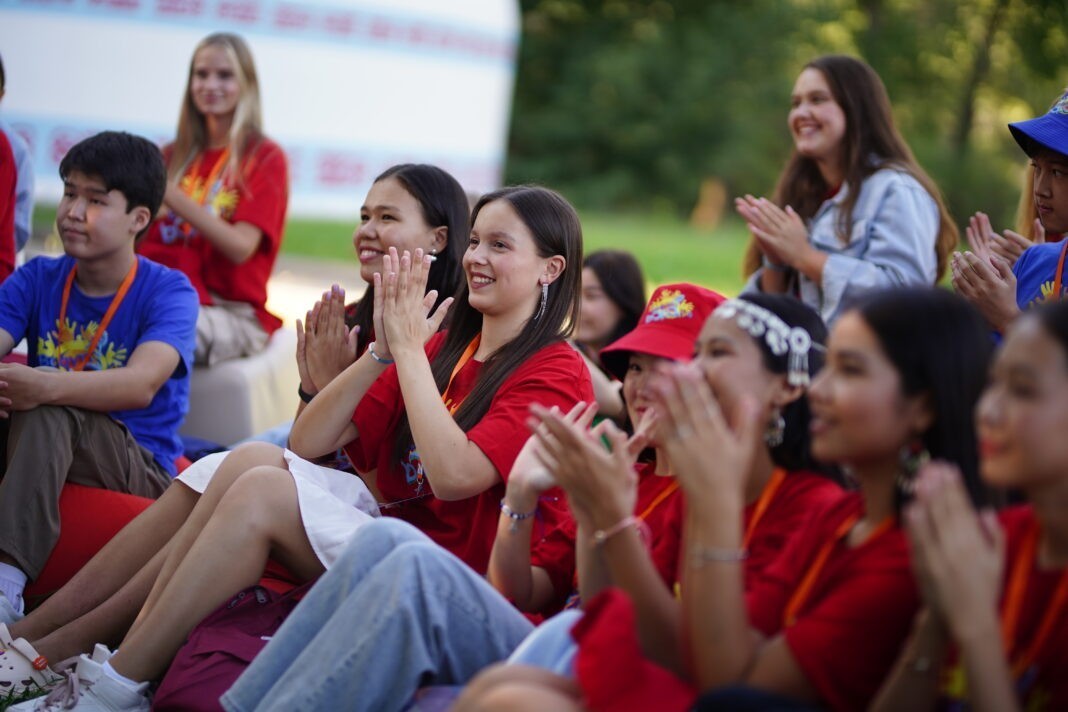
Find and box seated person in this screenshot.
[0,131,197,618]
[0,52,33,255]
[954,90,1068,332]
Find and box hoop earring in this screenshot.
[764,409,785,447]
[536,282,548,320]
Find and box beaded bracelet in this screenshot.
[368,341,395,365]
[689,545,749,567]
[499,499,538,533]
[591,515,645,547]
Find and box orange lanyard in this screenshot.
[57,259,139,372]
[782,511,892,627]
[638,478,679,521]
[743,468,787,548]
[1053,239,1068,299]
[1000,519,1068,678]
[442,334,481,414]
[184,147,231,206]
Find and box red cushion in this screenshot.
[24,484,153,607]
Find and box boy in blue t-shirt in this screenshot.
[0,131,197,617]
[953,91,1068,332]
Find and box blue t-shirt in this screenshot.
[0,255,197,475]
[1013,241,1068,311]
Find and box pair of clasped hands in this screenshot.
[952,213,1045,333]
[296,247,452,396]
[506,362,766,535]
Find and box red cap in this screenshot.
[599,283,726,381]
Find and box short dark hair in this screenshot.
[854,287,992,508]
[58,131,167,234]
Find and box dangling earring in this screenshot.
[535,281,548,320]
[764,409,785,447]
[896,440,930,497]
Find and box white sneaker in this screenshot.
[8,646,149,711]
[0,591,25,625]
[0,623,60,694]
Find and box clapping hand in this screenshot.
[950,250,1018,333]
[650,362,763,509]
[374,247,454,360]
[904,463,1004,640]
[735,195,812,270]
[296,285,359,394]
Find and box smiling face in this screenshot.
[576,267,625,350]
[354,177,444,284]
[976,315,1068,490]
[463,199,555,321]
[808,311,930,471]
[692,314,786,427]
[190,44,241,121]
[789,67,847,170]
[57,170,148,267]
[1031,148,1068,235]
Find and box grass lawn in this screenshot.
[34,206,752,296]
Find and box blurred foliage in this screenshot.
[506,0,1068,229]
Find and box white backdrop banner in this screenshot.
[0,0,518,217]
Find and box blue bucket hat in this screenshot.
[1009,91,1068,159]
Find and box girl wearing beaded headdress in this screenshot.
[454,293,844,711]
[653,287,990,712]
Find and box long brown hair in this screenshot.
[392,186,584,465]
[744,56,957,279]
[169,33,263,186]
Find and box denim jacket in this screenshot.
[743,167,939,325]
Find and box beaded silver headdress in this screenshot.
[713,299,818,387]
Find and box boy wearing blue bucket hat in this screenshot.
[953,91,1068,332]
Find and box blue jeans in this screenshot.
[220,518,534,712]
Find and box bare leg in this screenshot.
[17,443,287,663]
[126,442,287,639]
[10,483,197,644]
[110,466,324,682]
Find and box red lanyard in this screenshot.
[1000,519,1068,679]
[782,511,892,627]
[743,468,787,548]
[57,260,139,372]
[442,335,481,414]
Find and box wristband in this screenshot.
[297,384,316,403]
[368,341,395,365]
[689,545,748,567]
[762,257,789,272]
[591,515,648,547]
[500,499,538,533]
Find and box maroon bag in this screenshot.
[152,583,312,712]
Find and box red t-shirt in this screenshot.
[0,131,16,284]
[345,332,594,573]
[139,138,288,334]
[570,470,844,712]
[939,505,1068,710]
[746,492,918,712]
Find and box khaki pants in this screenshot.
[0,406,171,579]
[195,298,269,367]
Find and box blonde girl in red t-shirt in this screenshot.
[139,32,289,365]
[873,298,1068,712]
